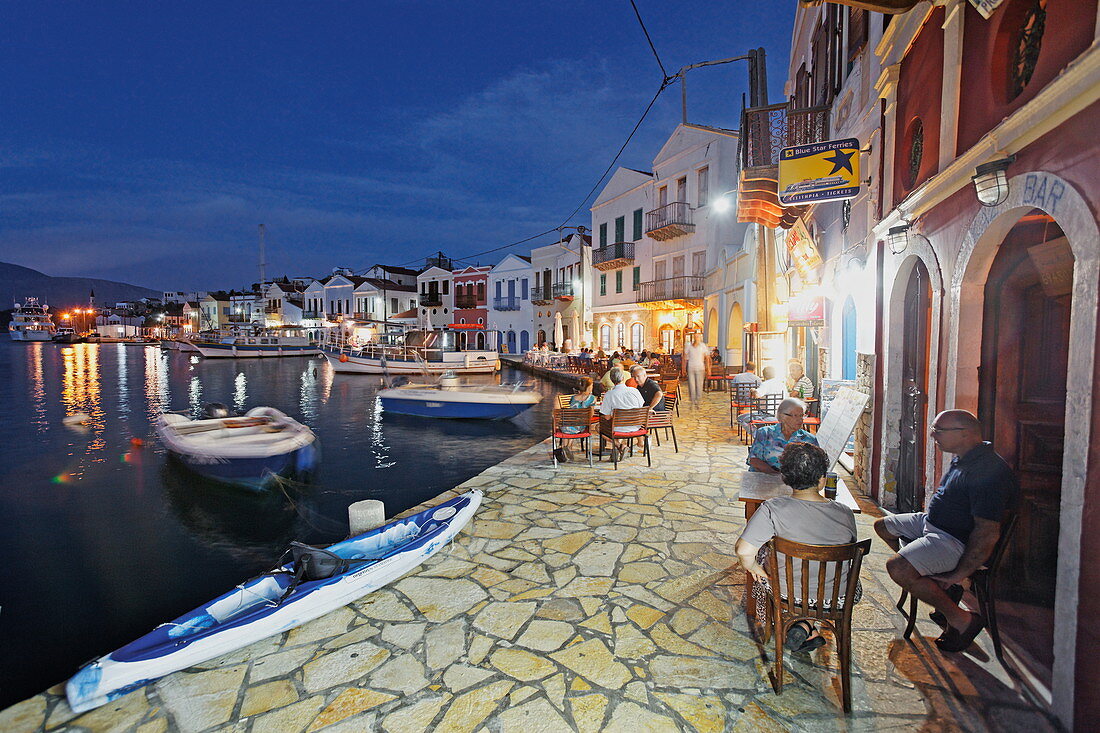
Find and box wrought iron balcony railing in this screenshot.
[638,275,705,303]
[454,296,480,309]
[419,293,443,306]
[493,296,520,311]
[353,312,372,321]
[593,242,635,271]
[530,287,552,304]
[552,282,574,299]
[264,305,281,314]
[741,103,831,169]
[645,201,694,241]
[302,310,322,319]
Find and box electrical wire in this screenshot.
[629,0,669,81]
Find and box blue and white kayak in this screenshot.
[155,407,319,489]
[66,490,482,713]
[378,376,542,420]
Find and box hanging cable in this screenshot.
[629,0,670,82]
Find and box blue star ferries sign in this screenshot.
[778,137,861,205]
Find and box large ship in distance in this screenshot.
[8,298,57,341]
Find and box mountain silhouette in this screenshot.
[0,261,159,313]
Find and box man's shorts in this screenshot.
[881,512,966,577]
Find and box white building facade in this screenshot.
[487,254,533,354]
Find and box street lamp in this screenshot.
[887,225,911,255]
[972,155,1016,207]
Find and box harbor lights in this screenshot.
[972,155,1015,207]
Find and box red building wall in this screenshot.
[957,0,1099,154]
[893,7,945,208]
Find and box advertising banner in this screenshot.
[778,137,860,205]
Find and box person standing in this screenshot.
[683,332,710,407]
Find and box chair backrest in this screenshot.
[754,393,783,416]
[766,537,872,622]
[982,511,1019,573]
[553,407,593,431]
[663,379,680,395]
[733,382,755,403]
[660,394,677,414]
[555,394,572,409]
[610,407,650,430]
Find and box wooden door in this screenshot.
[897,261,930,513]
[980,218,1069,617]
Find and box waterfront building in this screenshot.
[416,265,454,328]
[300,279,327,332]
[199,292,231,331]
[529,232,591,350]
[182,301,200,333]
[362,264,420,288]
[228,291,263,326]
[452,266,491,344]
[263,280,308,329]
[352,277,417,324]
[487,254,533,353]
[750,2,1100,725]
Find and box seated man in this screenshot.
[599,366,644,458]
[631,365,664,412]
[731,361,762,390]
[873,410,1018,652]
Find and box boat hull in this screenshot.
[379,395,537,419]
[167,442,319,489]
[8,329,52,341]
[66,491,482,713]
[321,348,498,374]
[194,343,321,358]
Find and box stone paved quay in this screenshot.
[3,392,1058,732]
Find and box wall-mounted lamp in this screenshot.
[972,155,1016,207]
[887,224,911,255]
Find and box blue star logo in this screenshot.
[823,148,855,176]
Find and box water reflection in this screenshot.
[370,397,393,469]
[144,348,170,419]
[233,372,248,413]
[299,365,319,421]
[117,344,129,416]
[61,344,105,450]
[28,343,46,431]
[161,460,297,562]
[188,376,203,415]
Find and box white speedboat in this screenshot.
[378,373,541,419]
[66,490,482,713]
[155,405,319,488]
[8,298,56,341]
[322,327,499,374]
[193,328,320,358]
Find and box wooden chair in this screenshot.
[747,393,783,438]
[730,382,756,435]
[662,379,681,417]
[646,395,678,452]
[597,407,651,469]
[895,513,1018,663]
[555,394,572,409]
[762,537,872,713]
[551,407,594,467]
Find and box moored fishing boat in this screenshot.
[155,405,318,488]
[322,325,499,374]
[379,373,541,419]
[193,327,320,358]
[66,490,483,713]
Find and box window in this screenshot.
[676,177,687,203]
[442,280,449,295]
[632,266,641,291]
[632,208,643,240]
[477,282,484,301]
[631,322,645,351]
[521,278,528,299]
[600,274,606,296]
[614,216,625,243]
[615,270,623,294]
[697,167,709,206]
[672,256,684,278]
[600,325,611,350]
[655,261,667,281]
[391,297,398,312]
[692,251,706,276]
[599,223,608,247]
[495,281,502,298]
[616,323,625,349]
[658,185,667,207]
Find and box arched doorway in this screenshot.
[727,302,744,368]
[841,296,857,380]
[897,260,931,514]
[536,329,546,347]
[979,211,1071,687]
[659,325,675,354]
[520,330,530,352]
[506,330,516,353]
[706,307,718,346]
[630,322,645,351]
[599,325,611,351]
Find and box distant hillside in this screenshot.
[0,261,160,311]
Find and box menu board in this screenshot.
[816,386,870,467]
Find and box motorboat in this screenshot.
[155,405,319,488]
[193,327,320,358]
[378,372,541,419]
[66,490,482,713]
[322,326,499,374]
[52,327,83,344]
[8,298,56,341]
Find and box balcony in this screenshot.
[738,102,830,229]
[353,312,373,321]
[227,314,253,323]
[645,201,695,241]
[419,293,443,307]
[302,310,321,320]
[264,305,281,314]
[552,282,574,300]
[530,287,552,305]
[637,275,705,306]
[593,241,635,271]
[454,296,480,309]
[493,296,520,311]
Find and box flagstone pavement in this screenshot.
[2,391,1060,732]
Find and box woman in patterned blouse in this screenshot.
[746,397,818,473]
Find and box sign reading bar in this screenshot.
[778,137,861,205]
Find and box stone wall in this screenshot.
[852,351,875,496]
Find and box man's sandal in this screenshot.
[935,612,986,653]
[785,621,826,653]
[929,584,965,628]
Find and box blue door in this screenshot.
[520,330,530,352]
[842,297,857,380]
[507,330,516,353]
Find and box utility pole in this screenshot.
[674,47,767,124]
[258,224,267,290]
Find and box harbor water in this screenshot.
[0,340,561,708]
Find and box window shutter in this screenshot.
[633,208,643,240]
[847,8,868,61]
[600,274,607,296]
[615,271,623,294]
[615,216,625,243]
[599,223,608,247]
[632,267,640,291]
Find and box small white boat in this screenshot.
[66,490,483,713]
[322,327,499,374]
[193,328,320,358]
[155,406,318,488]
[8,298,56,341]
[378,373,542,419]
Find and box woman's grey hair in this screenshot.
[779,442,829,491]
[609,367,626,384]
[777,397,807,417]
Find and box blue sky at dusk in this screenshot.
[0,2,795,291]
